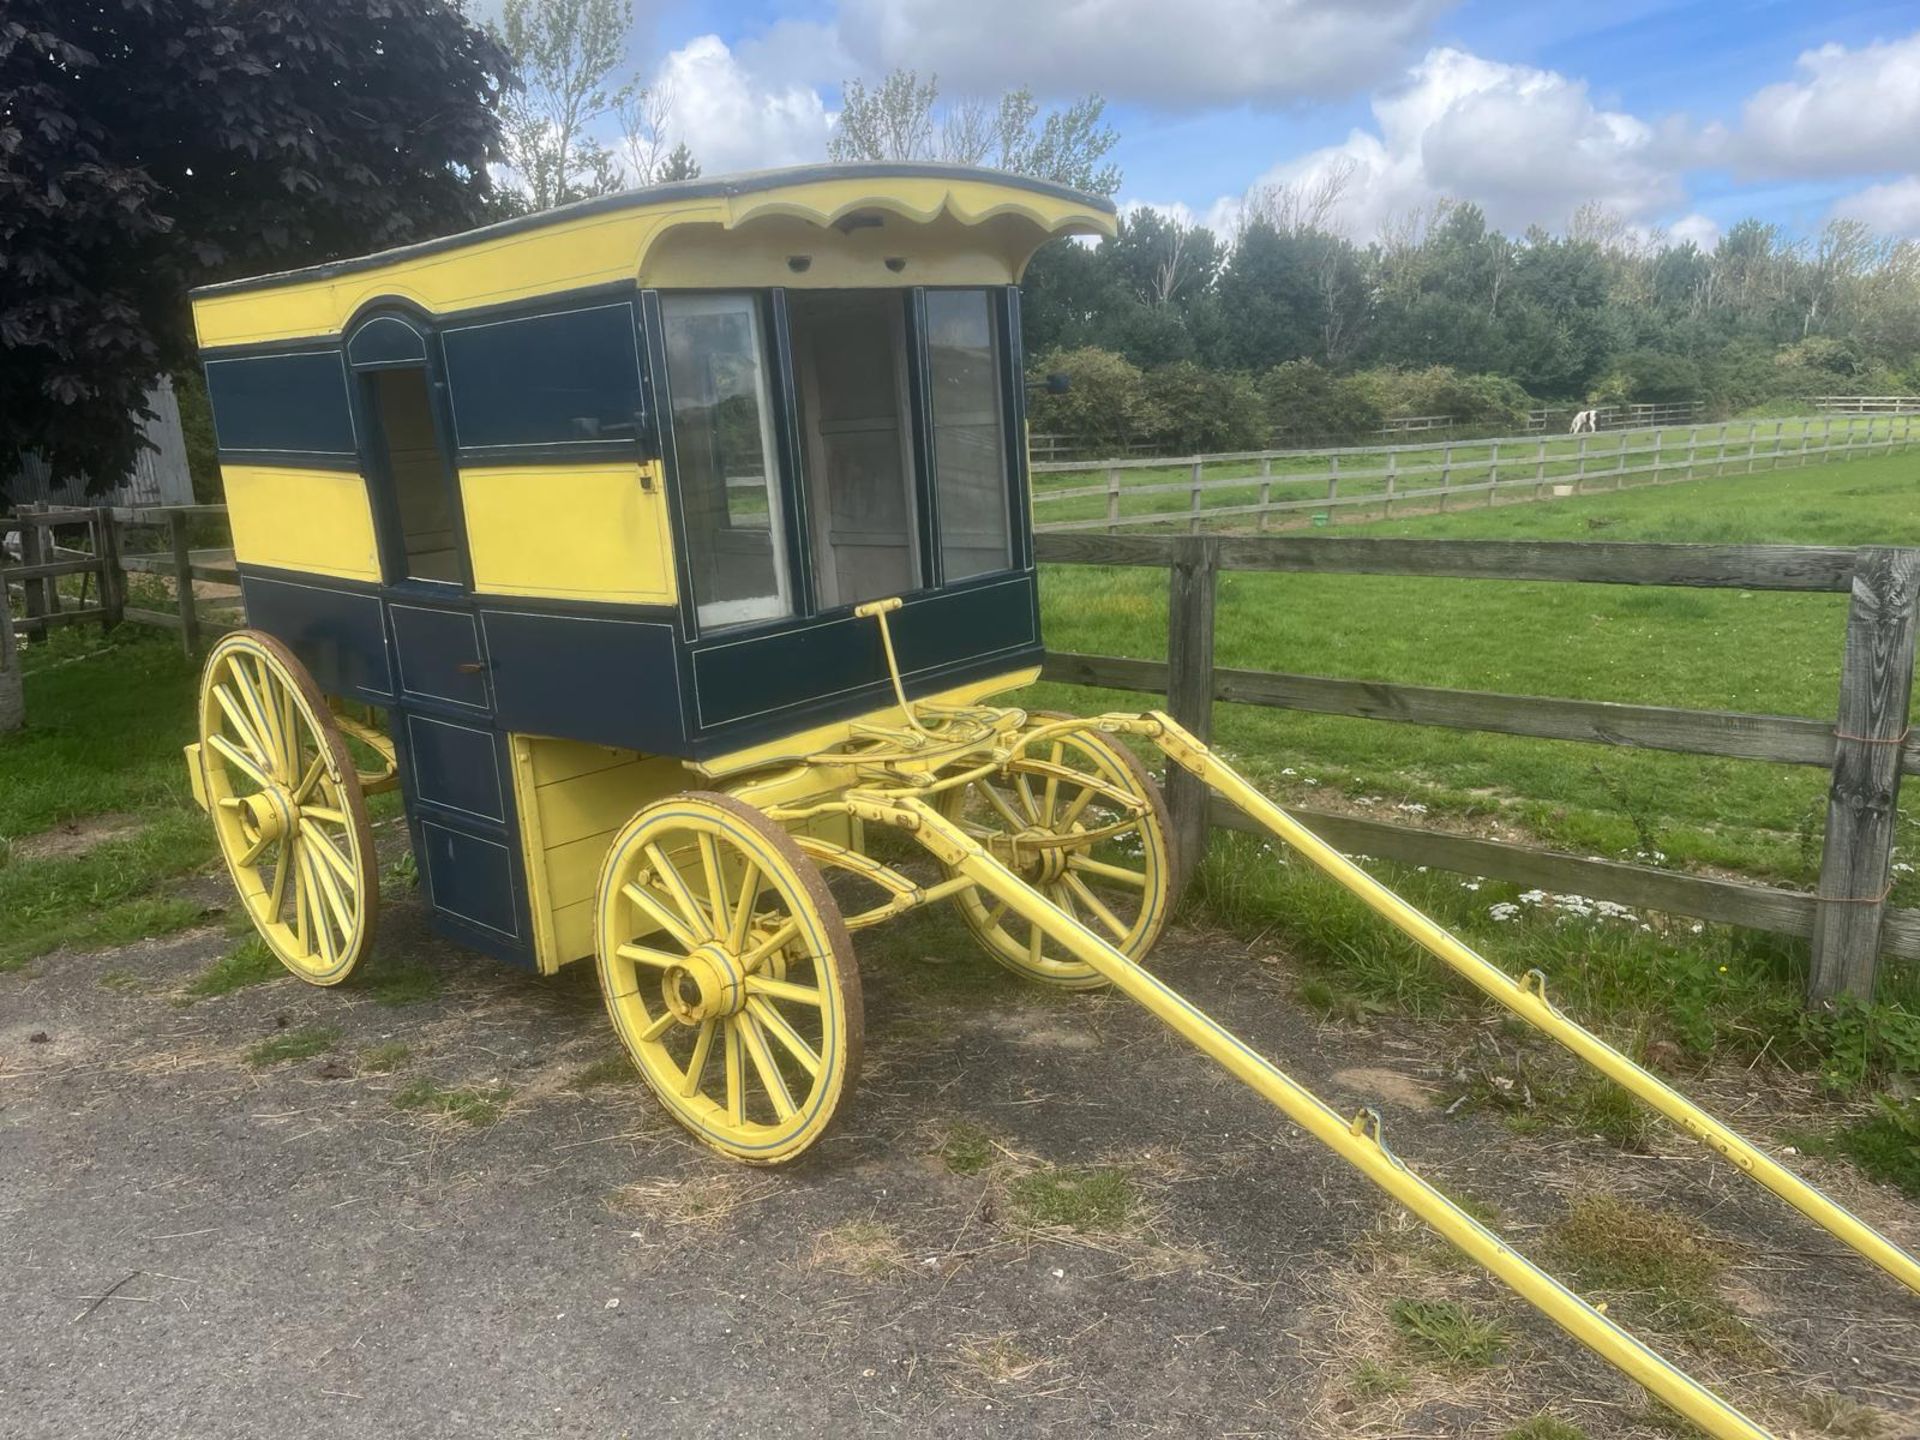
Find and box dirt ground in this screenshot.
[4,862,1919,1439]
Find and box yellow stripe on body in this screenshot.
[461,462,675,606]
[222,465,381,583]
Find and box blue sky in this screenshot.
[588,0,1920,243]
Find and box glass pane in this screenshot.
[442,302,643,452]
[788,290,919,609]
[926,290,1011,581]
[661,294,790,628]
[368,367,460,583]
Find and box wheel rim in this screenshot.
[940,728,1173,988]
[596,795,860,1164]
[199,633,376,985]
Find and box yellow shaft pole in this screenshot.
[883,796,1774,1440]
[1127,710,1920,1299]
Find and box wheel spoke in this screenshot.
[646,842,716,939]
[696,834,725,930]
[1056,782,1101,830]
[639,1008,677,1043]
[266,843,291,922]
[975,779,1027,833]
[746,995,821,1077]
[622,880,702,951]
[728,861,762,953]
[745,973,824,1007]
[239,830,275,868]
[739,918,799,972]
[1042,741,1063,823]
[292,755,327,804]
[738,1013,797,1119]
[1068,854,1148,889]
[680,1017,718,1097]
[307,837,355,940]
[300,846,338,965]
[1013,771,1042,824]
[1027,919,1044,966]
[1066,872,1130,941]
[292,842,311,954]
[212,684,271,767]
[207,732,275,792]
[302,804,347,825]
[724,1020,745,1126]
[232,659,287,780]
[300,818,356,886]
[615,942,685,970]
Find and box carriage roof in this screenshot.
[190,164,1116,348]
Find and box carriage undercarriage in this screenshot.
[187,604,1918,1440]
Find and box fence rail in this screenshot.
[3,503,240,656]
[1813,395,1920,415]
[1033,530,1920,1004]
[1031,413,1918,534]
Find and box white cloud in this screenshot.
[1666,213,1721,251]
[833,0,1451,107]
[1833,177,1920,240]
[652,35,834,176]
[1730,31,1920,176]
[1229,48,1684,239]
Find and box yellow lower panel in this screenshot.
[508,735,690,972]
[461,463,675,605]
[223,465,382,582]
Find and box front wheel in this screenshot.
[594,793,863,1165]
[937,719,1177,988]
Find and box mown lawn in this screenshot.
[1028,447,1920,890]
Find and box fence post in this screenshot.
[1532,438,1545,500]
[1809,547,1920,1003]
[1685,425,1698,482]
[168,510,199,656]
[1487,440,1499,505]
[17,509,49,625]
[1770,418,1784,470]
[1716,422,1729,475]
[1650,428,1663,483]
[1439,443,1453,510]
[1105,467,1121,534]
[95,507,123,632]
[1614,430,1627,489]
[1256,462,1273,532]
[1188,460,1203,535]
[1383,452,1396,517]
[1326,453,1340,517]
[1165,535,1219,886]
[1821,416,1833,463]
[1745,421,1758,473]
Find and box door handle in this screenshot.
[455,661,487,675]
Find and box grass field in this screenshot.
[1025,444,1920,1117]
[1030,413,1914,530]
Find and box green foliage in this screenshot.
[2,0,510,492]
[1260,360,1382,443]
[1027,347,1164,451]
[493,0,638,210]
[1348,365,1534,430]
[358,1042,413,1074]
[1140,362,1266,453]
[1504,1417,1589,1440]
[1387,1298,1509,1370]
[392,1077,510,1125]
[1803,1096,1920,1198]
[938,1122,995,1175]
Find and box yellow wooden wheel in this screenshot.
[938,719,1176,988]
[197,631,378,985]
[595,793,863,1165]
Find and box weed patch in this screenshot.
[1007,1165,1136,1232]
[1387,1297,1509,1371]
[392,1077,509,1125]
[566,1056,639,1091]
[186,935,284,998]
[1503,1417,1589,1440]
[808,1220,910,1279]
[246,1025,339,1067]
[937,1121,995,1175]
[363,959,441,1007]
[1540,1197,1761,1357]
[358,1042,411,1074]
[1802,1096,1920,1198]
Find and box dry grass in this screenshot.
[615,1171,781,1229]
[807,1219,912,1280]
[947,1331,1054,1386]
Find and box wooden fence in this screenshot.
[1814,395,1920,415]
[1032,413,1919,535]
[2,504,240,657]
[1034,530,1920,1005]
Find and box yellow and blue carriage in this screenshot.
[185,164,1914,1437]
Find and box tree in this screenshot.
[1,0,510,493]
[657,142,702,183]
[496,0,637,208]
[829,70,1120,196]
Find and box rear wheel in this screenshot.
[595,793,862,1165]
[197,631,378,985]
[937,719,1176,988]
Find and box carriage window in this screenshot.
[661,294,791,628]
[367,368,461,583]
[926,290,1012,581]
[788,290,919,609]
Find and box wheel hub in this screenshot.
[237,786,298,849]
[661,942,746,1024]
[1011,827,1071,885]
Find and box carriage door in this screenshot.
[347,313,531,965]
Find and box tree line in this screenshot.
[1020,187,1920,450]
